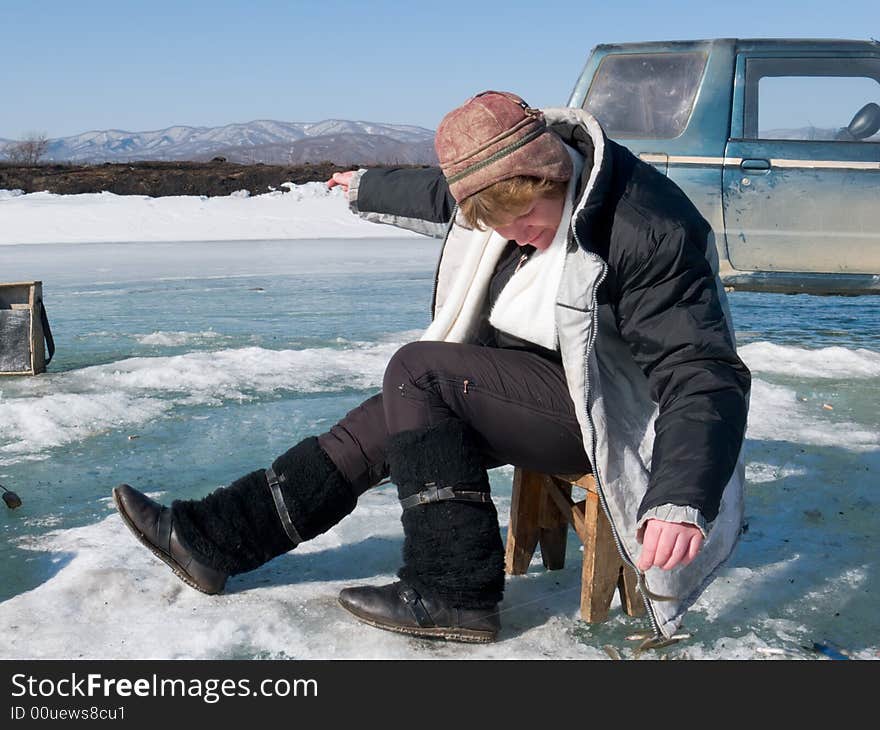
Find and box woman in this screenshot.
[114,91,750,644]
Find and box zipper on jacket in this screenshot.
[572,229,663,641]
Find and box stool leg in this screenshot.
[504,468,543,575]
[618,565,646,617]
[538,478,570,570]
[579,490,624,622]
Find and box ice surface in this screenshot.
[0,198,876,660]
[745,380,878,451]
[3,492,620,660]
[0,341,402,460]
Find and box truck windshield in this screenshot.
[584,51,707,139]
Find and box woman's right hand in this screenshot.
[326,171,355,194]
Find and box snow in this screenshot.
[0,183,424,245]
[1,338,876,660]
[4,490,620,660]
[739,341,880,379]
[746,379,878,451]
[0,340,405,462]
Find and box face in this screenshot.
[492,194,566,250]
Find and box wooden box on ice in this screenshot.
[0,281,49,376]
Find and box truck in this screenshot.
[567,38,880,295]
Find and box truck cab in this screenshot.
[568,38,880,294]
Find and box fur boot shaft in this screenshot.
[172,437,356,575]
[271,437,358,540]
[388,420,505,609]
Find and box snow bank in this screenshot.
[0,183,423,245]
[0,338,407,463]
[739,341,880,379]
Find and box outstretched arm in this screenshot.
[328,167,455,237]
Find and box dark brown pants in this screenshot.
[317,341,590,495]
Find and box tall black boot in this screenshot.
[113,437,357,594]
[338,420,505,643]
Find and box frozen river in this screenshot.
[1,238,877,660]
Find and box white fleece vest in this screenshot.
[421,146,583,347]
[488,147,584,350]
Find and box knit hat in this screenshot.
[434,90,573,202]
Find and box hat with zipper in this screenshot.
[434,90,573,202]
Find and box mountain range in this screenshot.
[0,119,438,165]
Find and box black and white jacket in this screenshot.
[349,108,751,639]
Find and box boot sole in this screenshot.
[337,597,497,644]
[112,487,223,595]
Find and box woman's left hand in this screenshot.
[636,518,703,571]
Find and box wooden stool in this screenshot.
[504,468,645,622]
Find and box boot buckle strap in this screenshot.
[399,485,491,510]
[397,584,434,627]
[266,467,303,547]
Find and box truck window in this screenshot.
[744,57,880,142]
[583,52,707,139]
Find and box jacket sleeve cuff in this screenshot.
[636,504,710,539]
[346,168,445,236]
[346,168,368,215]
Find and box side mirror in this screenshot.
[846,102,880,140]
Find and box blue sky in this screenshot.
[1,0,876,139]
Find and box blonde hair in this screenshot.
[459,176,568,230]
